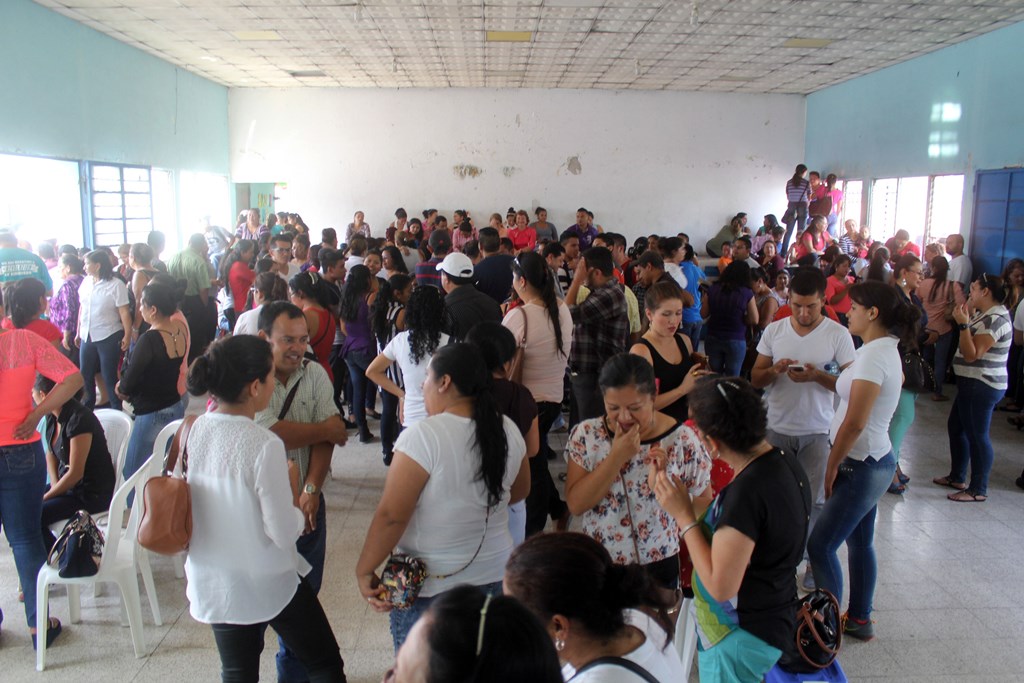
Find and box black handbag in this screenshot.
[902,350,935,394]
[48,510,105,578]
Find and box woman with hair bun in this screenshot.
[505,531,684,681]
[386,584,562,683]
[289,270,337,380]
[807,281,919,642]
[653,377,809,680]
[184,336,345,681]
[565,353,711,591]
[934,273,1012,502]
[356,343,529,651]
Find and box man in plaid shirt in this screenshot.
[566,246,629,423]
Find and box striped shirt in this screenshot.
[953,305,1012,390]
[785,178,810,204]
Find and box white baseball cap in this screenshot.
[436,252,474,279]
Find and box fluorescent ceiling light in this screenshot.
[233,30,282,41]
[486,31,532,42]
[290,70,328,78]
[782,38,833,48]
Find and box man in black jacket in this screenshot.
[438,252,502,342]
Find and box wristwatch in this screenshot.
[303,483,319,495]
[956,323,968,331]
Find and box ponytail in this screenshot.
[430,344,508,508]
[790,163,808,187]
[848,281,922,348]
[511,251,565,356]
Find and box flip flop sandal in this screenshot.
[897,472,911,485]
[887,482,907,495]
[932,475,967,490]
[948,490,987,503]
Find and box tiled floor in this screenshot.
[2,391,1023,681]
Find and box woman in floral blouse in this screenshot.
[565,352,712,589]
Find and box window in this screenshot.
[839,180,863,229]
[0,153,84,247]
[179,171,230,251]
[868,174,964,249]
[89,163,154,247]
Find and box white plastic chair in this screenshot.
[36,454,158,671]
[674,597,698,682]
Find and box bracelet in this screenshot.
[679,521,700,539]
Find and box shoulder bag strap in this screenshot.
[165,415,198,476]
[278,375,304,421]
[571,657,660,683]
[432,506,491,579]
[778,449,811,552]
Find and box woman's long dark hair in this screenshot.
[219,239,256,297]
[369,278,394,346]
[926,256,951,303]
[405,285,446,364]
[289,270,333,309]
[716,261,753,293]
[339,265,372,322]
[505,532,674,647]
[848,280,922,347]
[424,585,563,683]
[789,163,808,188]
[85,250,113,280]
[7,277,46,328]
[511,251,564,356]
[382,245,409,274]
[866,247,891,283]
[430,343,508,508]
[187,335,273,403]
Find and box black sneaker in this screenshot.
[359,430,376,444]
[842,613,875,641]
[343,416,357,430]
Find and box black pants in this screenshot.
[211,577,345,683]
[525,401,568,536]
[328,343,349,415]
[40,488,108,551]
[182,294,212,364]
[570,371,604,431]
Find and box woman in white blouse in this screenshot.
[76,250,132,410]
[356,343,530,652]
[184,336,344,681]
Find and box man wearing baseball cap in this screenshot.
[437,252,502,342]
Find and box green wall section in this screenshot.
[805,21,1024,233]
[0,0,228,174]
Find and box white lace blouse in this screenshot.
[184,412,310,624]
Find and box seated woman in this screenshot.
[565,353,711,591]
[386,584,563,683]
[505,532,685,682]
[115,281,188,482]
[184,335,345,681]
[629,282,706,422]
[33,376,116,551]
[652,377,810,681]
[356,343,530,651]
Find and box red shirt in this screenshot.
[228,261,256,313]
[773,303,841,324]
[1,317,62,344]
[507,226,537,253]
[1,329,78,444]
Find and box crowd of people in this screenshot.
[0,177,1021,681]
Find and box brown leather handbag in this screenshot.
[138,415,197,555]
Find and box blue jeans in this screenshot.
[808,452,895,621]
[124,403,185,481]
[826,213,839,239]
[925,331,955,396]
[946,377,1003,496]
[389,581,503,652]
[276,493,327,683]
[0,441,47,627]
[781,202,808,256]
[80,331,124,410]
[344,348,373,433]
[705,336,746,377]
[680,321,703,352]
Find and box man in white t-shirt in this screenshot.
[751,267,855,590]
[946,234,972,289]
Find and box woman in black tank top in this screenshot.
[630,282,709,421]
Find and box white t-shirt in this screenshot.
[345,255,365,274]
[561,610,685,682]
[830,336,902,461]
[664,261,688,289]
[395,413,526,598]
[383,330,451,426]
[233,304,263,336]
[1013,302,1024,333]
[185,413,309,624]
[77,276,130,341]
[948,253,973,287]
[756,317,856,436]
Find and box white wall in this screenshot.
[229,88,805,249]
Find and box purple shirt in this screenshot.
[565,224,599,251]
[49,274,84,335]
[706,285,753,341]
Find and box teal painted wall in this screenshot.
[0,0,228,174]
[805,21,1024,236]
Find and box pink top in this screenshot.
[825,275,854,314]
[916,279,966,336]
[507,227,537,253]
[452,227,478,253]
[501,302,573,403]
[1,317,62,344]
[172,310,192,397]
[0,329,79,445]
